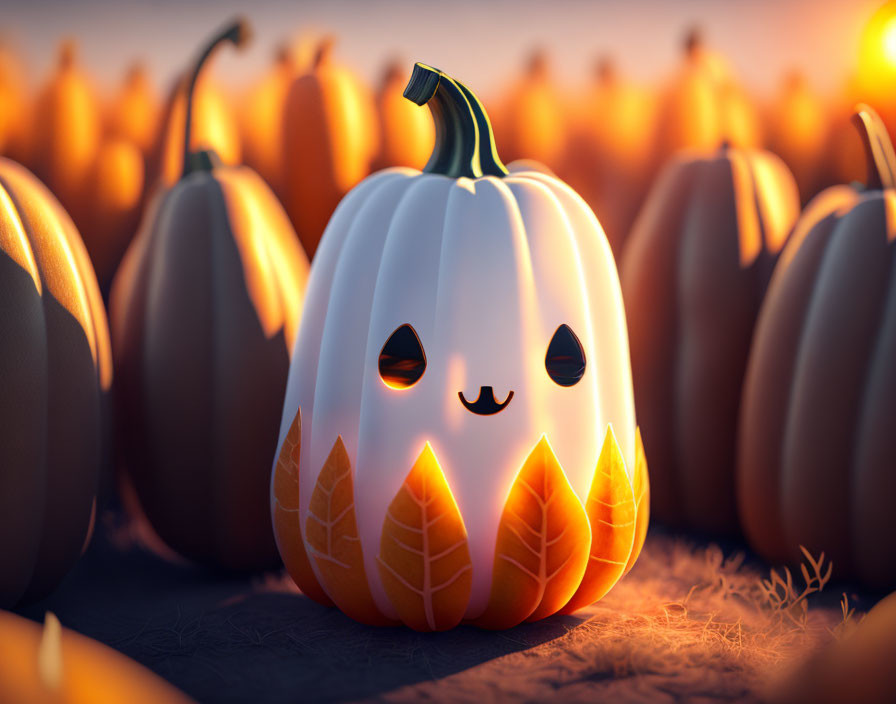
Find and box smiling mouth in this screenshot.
[458,386,514,415]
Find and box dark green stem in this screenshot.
[403,62,507,179]
[181,18,251,179]
[851,104,896,191]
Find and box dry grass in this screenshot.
[379,534,846,703]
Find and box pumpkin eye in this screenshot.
[545,324,586,387]
[379,324,426,389]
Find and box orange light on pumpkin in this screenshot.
[273,407,649,631]
[106,62,158,159]
[0,611,194,703]
[282,36,379,256]
[31,40,102,231]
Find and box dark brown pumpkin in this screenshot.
[110,19,309,570]
[0,157,111,607]
[738,106,896,588]
[621,143,799,534]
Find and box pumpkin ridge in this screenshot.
[781,200,892,569]
[844,223,896,557]
[728,150,764,267]
[0,177,41,292]
[205,176,231,563]
[0,170,101,377]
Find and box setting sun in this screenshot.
[859,1,896,106]
[883,14,896,64]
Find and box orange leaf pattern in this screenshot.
[271,408,332,606]
[623,427,650,576]
[377,443,473,631]
[562,425,636,613]
[305,437,394,625]
[472,436,591,630]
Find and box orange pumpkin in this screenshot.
[0,42,31,162]
[238,45,298,201]
[766,72,828,202]
[563,57,656,256]
[0,157,111,607]
[0,611,194,703]
[371,60,434,171]
[81,136,145,291]
[739,106,896,588]
[105,62,159,160]
[111,19,310,571]
[282,37,378,255]
[621,143,799,535]
[770,591,896,704]
[652,29,761,172]
[30,40,101,232]
[493,49,565,170]
[153,42,241,189]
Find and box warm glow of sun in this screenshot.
[883,16,896,65]
[858,3,896,110]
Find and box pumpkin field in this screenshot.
[2,1,896,702]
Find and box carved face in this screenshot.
[272,64,647,631]
[379,322,586,415]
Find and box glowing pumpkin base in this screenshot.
[274,411,648,630]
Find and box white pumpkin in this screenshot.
[272,63,649,631]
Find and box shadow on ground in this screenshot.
[15,513,585,704]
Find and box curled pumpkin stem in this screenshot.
[403,62,507,179]
[181,17,251,179]
[851,104,896,191]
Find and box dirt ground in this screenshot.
[15,513,860,704]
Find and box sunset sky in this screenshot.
[0,0,881,100]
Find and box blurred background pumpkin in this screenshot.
[105,62,159,162]
[651,29,762,174]
[238,44,300,202]
[738,106,896,589]
[110,19,310,571]
[370,59,434,171]
[0,41,32,164]
[492,48,566,172]
[282,36,378,255]
[30,40,102,235]
[765,71,829,202]
[562,57,656,256]
[621,143,799,536]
